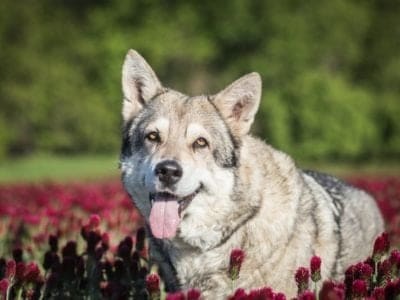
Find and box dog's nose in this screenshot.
[155,160,183,186]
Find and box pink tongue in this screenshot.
[149,200,181,239]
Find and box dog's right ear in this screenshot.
[122,50,163,122]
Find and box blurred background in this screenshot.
[0,0,399,182]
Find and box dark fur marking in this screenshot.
[212,149,237,169]
[207,96,240,169]
[121,119,133,157]
[134,79,145,105]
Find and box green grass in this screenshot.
[0,154,120,183]
[0,154,398,184]
[299,161,400,178]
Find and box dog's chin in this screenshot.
[147,185,202,239]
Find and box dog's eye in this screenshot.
[193,137,208,149]
[145,131,160,143]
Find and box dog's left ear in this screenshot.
[213,72,262,136]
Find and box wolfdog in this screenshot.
[120,50,384,298]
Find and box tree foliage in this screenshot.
[0,0,398,161]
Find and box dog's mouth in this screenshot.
[148,186,202,239]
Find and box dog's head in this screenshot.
[120,50,261,247]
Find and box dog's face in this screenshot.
[120,50,261,248]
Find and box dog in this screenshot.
[119,49,384,298]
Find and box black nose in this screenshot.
[155,160,183,186]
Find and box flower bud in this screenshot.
[145,273,160,300]
[187,288,201,300]
[295,267,310,294]
[310,256,321,282]
[228,248,245,281]
[6,260,16,281]
[373,232,390,261]
[352,279,367,298]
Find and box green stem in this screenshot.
[15,285,23,300]
[231,279,236,293]
[373,259,378,285]
[314,281,318,300]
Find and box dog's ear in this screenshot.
[122,50,163,122]
[213,72,262,136]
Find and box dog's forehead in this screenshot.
[150,91,219,124]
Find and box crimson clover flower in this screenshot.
[5,259,16,281]
[352,262,373,281]
[373,232,390,261]
[23,262,41,283]
[274,293,286,300]
[298,290,316,300]
[228,288,248,300]
[248,287,274,299]
[390,249,400,272]
[319,280,345,300]
[352,279,367,298]
[166,291,186,300]
[295,267,310,294]
[371,287,385,300]
[89,214,101,228]
[187,288,201,300]
[228,248,245,281]
[0,279,9,298]
[310,256,321,282]
[15,262,26,282]
[101,232,110,251]
[378,259,392,283]
[384,278,400,299]
[145,273,160,300]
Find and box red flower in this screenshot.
[23,262,41,283]
[371,287,385,300]
[353,262,373,280]
[310,256,321,282]
[248,287,274,300]
[15,262,26,282]
[228,288,248,300]
[298,290,315,300]
[187,288,201,300]
[228,248,245,281]
[0,279,9,298]
[274,293,286,300]
[390,249,400,269]
[166,292,186,300]
[89,214,101,228]
[384,278,400,299]
[319,280,345,300]
[145,273,160,298]
[5,260,16,281]
[295,267,309,293]
[352,279,367,298]
[373,232,390,260]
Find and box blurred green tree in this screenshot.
[0,0,398,161]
